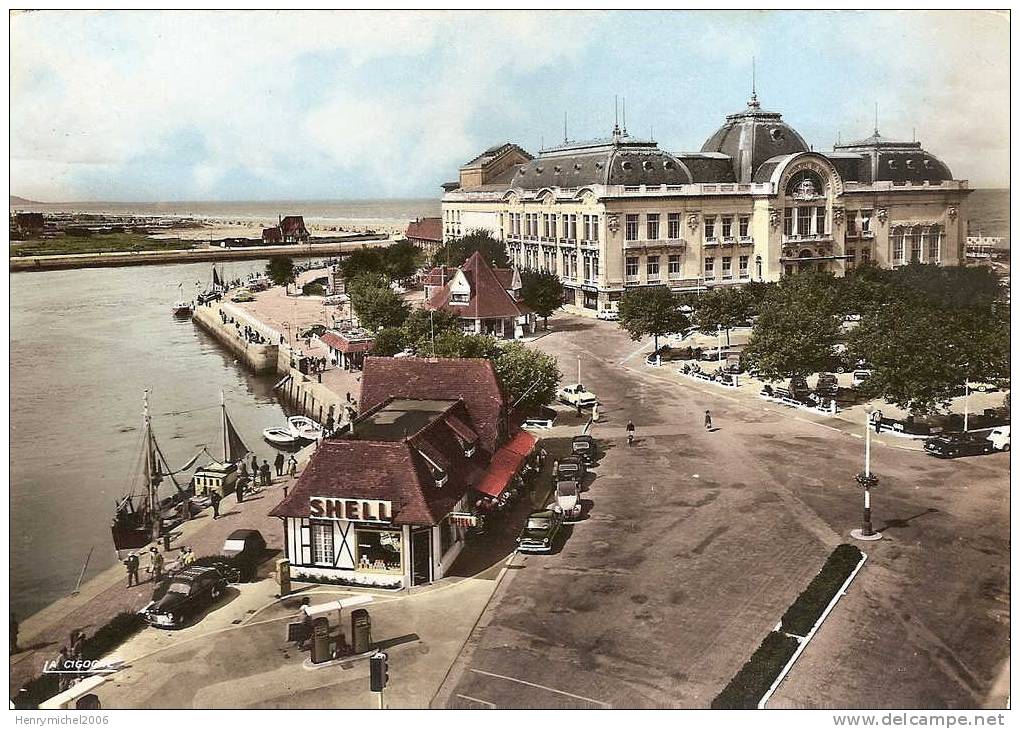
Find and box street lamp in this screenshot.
[851,404,882,541]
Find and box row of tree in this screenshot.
[616,263,1008,416]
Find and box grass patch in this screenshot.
[780,543,863,638]
[711,631,800,709]
[10,233,194,257]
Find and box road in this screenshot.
[436,314,1010,709]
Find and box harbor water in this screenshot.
[9,259,298,619]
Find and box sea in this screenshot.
[7,192,1008,619]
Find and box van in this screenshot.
[987,426,1010,452]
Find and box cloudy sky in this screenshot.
[10,10,1010,202]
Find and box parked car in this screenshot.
[987,425,1011,451]
[231,289,255,303]
[596,308,619,321]
[816,373,839,398]
[516,510,564,553]
[552,480,583,522]
[700,345,744,362]
[143,566,228,629]
[323,295,347,306]
[923,432,995,459]
[557,383,597,407]
[789,375,812,401]
[554,455,587,482]
[852,369,873,385]
[221,529,266,582]
[571,434,598,464]
[299,325,327,339]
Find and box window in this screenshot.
[568,215,577,240]
[584,256,592,282]
[355,529,402,573]
[797,207,811,236]
[647,256,661,280]
[543,214,551,239]
[847,211,858,236]
[861,209,873,234]
[910,229,921,262]
[311,521,334,565]
[451,292,469,304]
[721,216,733,239]
[625,256,639,279]
[704,257,715,278]
[815,207,826,235]
[861,248,871,264]
[550,215,557,240]
[721,256,732,278]
[893,231,905,262]
[784,209,794,236]
[668,254,682,278]
[705,216,716,240]
[592,255,599,278]
[647,213,660,240]
[928,229,940,261]
[739,216,750,238]
[668,213,681,239]
[583,215,592,241]
[739,255,749,278]
[562,251,571,278]
[591,215,599,241]
[625,214,639,241]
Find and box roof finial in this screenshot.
[874,101,879,136]
[748,56,759,108]
[564,111,568,144]
[622,97,627,136]
[613,95,620,137]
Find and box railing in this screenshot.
[783,233,833,243]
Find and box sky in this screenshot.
[9,10,1011,202]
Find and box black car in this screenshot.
[816,373,839,398]
[516,510,564,553]
[144,566,228,629]
[221,529,267,581]
[571,435,598,464]
[923,432,995,459]
[555,455,587,482]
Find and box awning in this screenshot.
[474,430,538,497]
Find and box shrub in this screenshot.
[780,544,863,637]
[302,282,325,296]
[711,631,800,709]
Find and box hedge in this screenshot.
[14,611,146,708]
[780,543,863,638]
[711,631,800,709]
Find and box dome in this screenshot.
[833,131,953,184]
[700,94,810,183]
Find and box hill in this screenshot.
[10,195,44,206]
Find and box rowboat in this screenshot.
[288,416,323,441]
[263,427,300,446]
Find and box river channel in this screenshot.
[10,260,307,618]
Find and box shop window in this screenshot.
[668,213,681,239]
[625,215,639,241]
[356,529,403,573]
[311,521,334,565]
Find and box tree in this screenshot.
[740,280,774,317]
[491,342,561,411]
[617,286,690,354]
[693,287,749,347]
[383,240,423,282]
[520,269,563,329]
[742,273,842,381]
[431,230,510,269]
[428,330,502,359]
[339,247,385,282]
[348,275,409,331]
[400,308,461,354]
[370,327,407,357]
[266,256,296,290]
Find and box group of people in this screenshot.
[123,543,197,588]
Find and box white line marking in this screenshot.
[456,694,496,708]
[619,339,652,365]
[469,668,612,707]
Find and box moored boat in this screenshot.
[287,416,323,441]
[263,426,300,446]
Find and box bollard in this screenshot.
[277,558,291,597]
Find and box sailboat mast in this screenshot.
[221,390,228,463]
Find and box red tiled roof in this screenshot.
[280,216,308,235]
[421,266,455,289]
[359,357,507,454]
[321,332,375,354]
[406,217,443,243]
[474,431,537,497]
[426,251,530,320]
[262,228,282,243]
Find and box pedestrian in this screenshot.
[275,452,285,477]
[592,401,600,422]
[149,547,164,583]
[238,461,248,481]
[261,460,272,488]
[324,413,334,433]
[345,391,351,403]
[704,409,713,430]
[124,552,140,587]
[296,597,313,650]
[182,547,196,567]
[576,401,582,417]
[236,476,245,503]
[288,455,298,477]
[250,454,259,476]
[210,490,222,519]
[626,420,635,446]
[69,629,86,660]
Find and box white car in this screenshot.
[987,426,1010,451]
[557,384,598,408]
[596,309,619,321]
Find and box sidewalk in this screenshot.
[9,443,316,698]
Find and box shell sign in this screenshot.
[310,497,392,522]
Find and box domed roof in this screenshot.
[833,130,953,184]
[700,94,810,183]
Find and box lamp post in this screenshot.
[963,379,970,432]
[851,404,882,541]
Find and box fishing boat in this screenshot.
[171,283,193,317]
[112,391,202,553]
[193,392,251,498]
[262,426,300,446]
[288,416,323,441]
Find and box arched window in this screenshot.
[786,170,825,200]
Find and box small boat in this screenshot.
[263,426,300,446]
[288,416,323,441]
[171,283,193,317]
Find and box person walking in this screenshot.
[250,454,259,477]
[626,420,635,446]
[274,452,285,477]
[704,409,713,431]
[235,476,245,503]
[124,552,140,587]
[210,490,222,519]
[288,455,298,477]
[149,547,164,583]
[260,460,272,489]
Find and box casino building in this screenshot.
[440,93,970,313]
